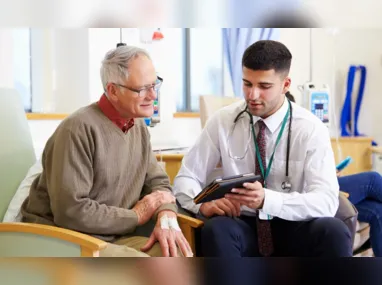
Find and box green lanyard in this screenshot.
[251,104,290,188]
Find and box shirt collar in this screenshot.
[252,96,289,133]
[97,93,134,132]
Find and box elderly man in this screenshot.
[20,45,192,257]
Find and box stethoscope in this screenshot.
[227,99,293,191]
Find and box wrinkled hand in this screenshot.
[199,198,241,218]
[141,211,193,257]
[225,181,265,209]
[133,191,176,225]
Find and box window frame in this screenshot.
[178,28,225,113]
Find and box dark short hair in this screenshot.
[242,40,292,75]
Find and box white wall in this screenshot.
[311,28,382,143]
[54,29,91,113]
[278,28,311,103]
[30,28,54,112]
[30,29,92,113]
[0,29,14,88]
[329,29,379,140]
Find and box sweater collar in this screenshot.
[97,93,134,133]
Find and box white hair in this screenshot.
[100,45,151,92]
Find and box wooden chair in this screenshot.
[0,88,109,257]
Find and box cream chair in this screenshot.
[0,88,108,257]
[199,95,243,173]
[199,95,243,128]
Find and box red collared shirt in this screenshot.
[98,94,134,133]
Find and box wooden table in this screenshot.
[155,154,185,184]
[330,137,373,175]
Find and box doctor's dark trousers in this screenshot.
[200,215,352,257]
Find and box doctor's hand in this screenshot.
[199,198,241,218]
[224,181,265,210]
[141,210,193,257]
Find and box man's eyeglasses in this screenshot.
[113,76,163,98]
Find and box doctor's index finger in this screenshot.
[229,188,262,200]
[231,183,262,193]
[243,181,262,189]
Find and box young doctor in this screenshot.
[173,40,353,257]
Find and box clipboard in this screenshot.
[193,173,262,204]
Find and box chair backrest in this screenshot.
[0,88,36,220]
[199,95,243,181]
[199,95,242,129]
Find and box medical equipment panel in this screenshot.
[301,82,330,127]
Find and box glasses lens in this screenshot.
[138,78,162,97]
[154,83,161,91]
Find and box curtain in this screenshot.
[223,28,279,98]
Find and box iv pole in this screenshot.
[116,28,126,47]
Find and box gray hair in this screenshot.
[100,45,151,92]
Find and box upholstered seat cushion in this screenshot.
[356,221,370,232]
[353,224,371,251]
[353,221,371,253]
[2,160,42,222]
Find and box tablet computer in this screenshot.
[193,173,262,204]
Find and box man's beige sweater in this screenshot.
[21,103,177,241]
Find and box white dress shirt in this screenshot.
[172,97,339,221]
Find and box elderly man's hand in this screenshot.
[141,210,194,257]
[133,191,176,226]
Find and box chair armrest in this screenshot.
[370,146,382,154]
[336,193,358,248]
[0,223,107,256]
[177,214,204,255]
[177,213,204,228]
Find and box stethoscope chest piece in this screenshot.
[281,180,292,191]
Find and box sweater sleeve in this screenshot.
[142,143,178,220]
[46,124,138,236]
